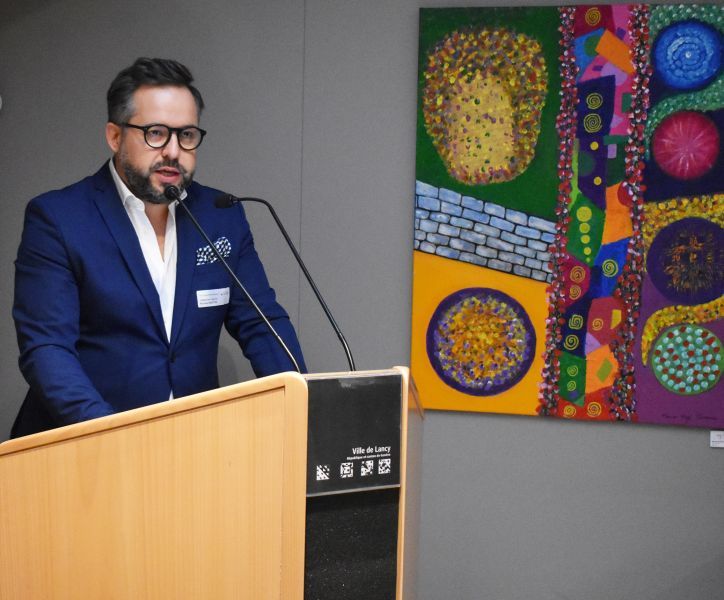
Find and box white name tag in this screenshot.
[196,287,230,308]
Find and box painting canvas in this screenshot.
[410,4,723,427]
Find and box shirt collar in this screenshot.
[108,158,186,209]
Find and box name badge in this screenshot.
[196,287,230,308]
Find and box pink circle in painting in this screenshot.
[652,111,719,180]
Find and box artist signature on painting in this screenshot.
[661,413,717,423]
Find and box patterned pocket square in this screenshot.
[196,237,231,265]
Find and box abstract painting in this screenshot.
[410,4,723,427]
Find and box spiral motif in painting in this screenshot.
[569,314,584,330]
[586,93,603,110]
[587,402,602,418]
[564,335,580,351]
[563,405,577,418]
[583,113,603,133]
[601,259,619,278]
[584,7,602,27]
[570,266,586,283]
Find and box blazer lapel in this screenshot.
[91,164,168,344]
[169,193,198,346]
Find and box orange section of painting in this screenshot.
[595,29,635,74]
[601,183,633,244]
[410,251,548,413]
[584,344,619,394]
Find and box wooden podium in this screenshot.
[0,367,422,599]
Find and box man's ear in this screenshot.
[105,122,122,153]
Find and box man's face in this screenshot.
[106,85,199,204]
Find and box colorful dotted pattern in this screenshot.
[540,4,650,422]
[426,288,536,396]
[651,325,722,395]
[422,28,548,185]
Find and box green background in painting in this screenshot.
[416,7,562,221]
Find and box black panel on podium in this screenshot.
[304,372,403,600]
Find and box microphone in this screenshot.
[164,185,301,373]
[215,193,356,372]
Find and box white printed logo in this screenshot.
[340,462,354,478]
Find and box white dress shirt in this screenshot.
[108,159,178,343]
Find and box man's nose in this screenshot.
[162,132,181,158]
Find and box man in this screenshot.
[11,58,306,437]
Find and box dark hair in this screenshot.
[106,57,204,124]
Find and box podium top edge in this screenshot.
[0,372,307,456]
[304,368,404,381]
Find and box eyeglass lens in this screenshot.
[145,125,203,150]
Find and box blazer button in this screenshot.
[169,352,177,363]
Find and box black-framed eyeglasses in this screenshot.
[120,123,207,150]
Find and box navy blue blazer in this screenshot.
[12,163,305,437]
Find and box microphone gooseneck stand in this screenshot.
[164,185,301,374]
[216,194,356,372]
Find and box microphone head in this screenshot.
[215,193,236,209]
[164,185,181,201]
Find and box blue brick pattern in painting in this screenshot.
[414,180,555,282]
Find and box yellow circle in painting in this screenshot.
[593,176,602,185]
[563,405,577,418]
[581,235,591,244]
[583,247,592,256]
[577,206,592,222]
[590,141,599,151]
[587,402,602,418]
[580,222,591,233]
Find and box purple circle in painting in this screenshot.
[647,217,724,305]
[426,287,536,396]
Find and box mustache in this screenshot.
[151,160,188,175]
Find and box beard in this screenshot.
[117,152,194,205]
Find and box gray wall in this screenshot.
[1,1,722,598]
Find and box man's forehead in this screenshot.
[130,85,199,121]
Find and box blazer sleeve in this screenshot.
[223,204,307,376]
[13,197,116,425]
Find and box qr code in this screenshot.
[378,458,391,475]
[361,460,374,476]
[340,462,354,478]
[316,465,330,481]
